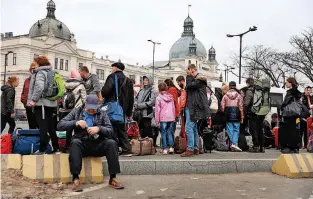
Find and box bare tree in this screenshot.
[280,28,313,83]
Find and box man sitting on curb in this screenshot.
[57,94,124,190]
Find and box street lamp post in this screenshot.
[147,39,161,83]
[3,51,14,85]
[227,26,257,84]
[217,65,235,82]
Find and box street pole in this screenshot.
[152,43,155,84]
[3,51,13,85]
[239,35,243,84]
[224,69,227,82]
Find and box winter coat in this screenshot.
[101,71,134,117]
[134,75,157,119]
[27,66,57,108]
[221,89,244,122]
[167,87,180,118]
[57,106,115,141]
[243,85,254,116]
[281,87,302,112]
[21,76,31,107]
[302,94,313,110]
[82,73,101,95]
[1,85,15,115]
[60,79,87,112]
[155,92,176,123]
[179,89,187,110]
[186,74,210,121]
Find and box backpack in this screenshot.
[251,79,271,116]
[44,70,65,101]
[62,89,81,110]
[215,129,229,151]
[207,87,219,114]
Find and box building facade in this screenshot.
[1,0,218,110]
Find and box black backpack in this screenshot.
[62,90,79,110]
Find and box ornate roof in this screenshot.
[29,0,71,41]
[169,15,207,60]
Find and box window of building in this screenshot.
[140,76,143,85]
[13,53,16,65]
[55,58,58,69]
[60,59,64,70]
[188,60,191,65]
[65,60,68,71]
[96,69,104,80]
[79,63,83,67]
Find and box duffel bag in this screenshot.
[131,137,156,156]
[56,131,67,151]
[13,129,52,155]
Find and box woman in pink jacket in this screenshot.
[155,83,176,154]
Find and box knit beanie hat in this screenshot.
[71,70,80,78]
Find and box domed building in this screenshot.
[146,13,219,84]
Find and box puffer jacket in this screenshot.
[21,76,31,107]
[186,73,210,121]
[65,79,86,108]
[155,91,175,123]
[57,106,115,141]
[1,85,15,115]
[27,66,57,107]
[221,89,244,122]
[134,75,157,119]
[167,87,180,118]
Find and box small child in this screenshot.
[155,83,176,154]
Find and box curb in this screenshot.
[103,159,276,175]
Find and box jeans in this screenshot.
[69,138,120,176]
[226,122,240,145]
[1,113,16,134]
[185,108,199,151]
[160,122,174,149]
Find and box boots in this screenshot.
[194,149,199,155]
[181,150,194,157]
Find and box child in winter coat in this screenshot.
[221,81,244,152]
[155,83,176,155]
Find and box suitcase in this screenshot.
[307,117,312,140]
[127,121,140,139]
[131,137,156,156]
[273,126,279,148]
[174,136,187,154]
[13,129,52,155]
[0,134,12,154]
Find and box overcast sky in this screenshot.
[1,0,313,80]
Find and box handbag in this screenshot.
[282,100,302,117]
[102,74,124,123]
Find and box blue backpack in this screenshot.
[12,129,52,155]
[102,74,125,123]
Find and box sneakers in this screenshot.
[168,147,174,154]
[162,149,168,155]
[109,178,124,189]
[72,179,82,191]
[230,144,242,152]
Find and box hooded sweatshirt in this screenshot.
[1,85,15,115]
[221,89,244,122]
[134,75,157,118]
[155,91,175,123]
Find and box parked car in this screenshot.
[15,109,27,121]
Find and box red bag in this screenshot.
[127,121,140,139]
[273,127,279,148]
[58,139,66,151]
[1,134,12,154]
[307,117,312,139]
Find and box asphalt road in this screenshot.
[60,173,313,199]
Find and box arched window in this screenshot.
[196,61,198,66]
[188,60,191,65]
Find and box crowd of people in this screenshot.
[1,56,312,190]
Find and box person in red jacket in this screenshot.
[21,62,38,129]
[164,79,180,137]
